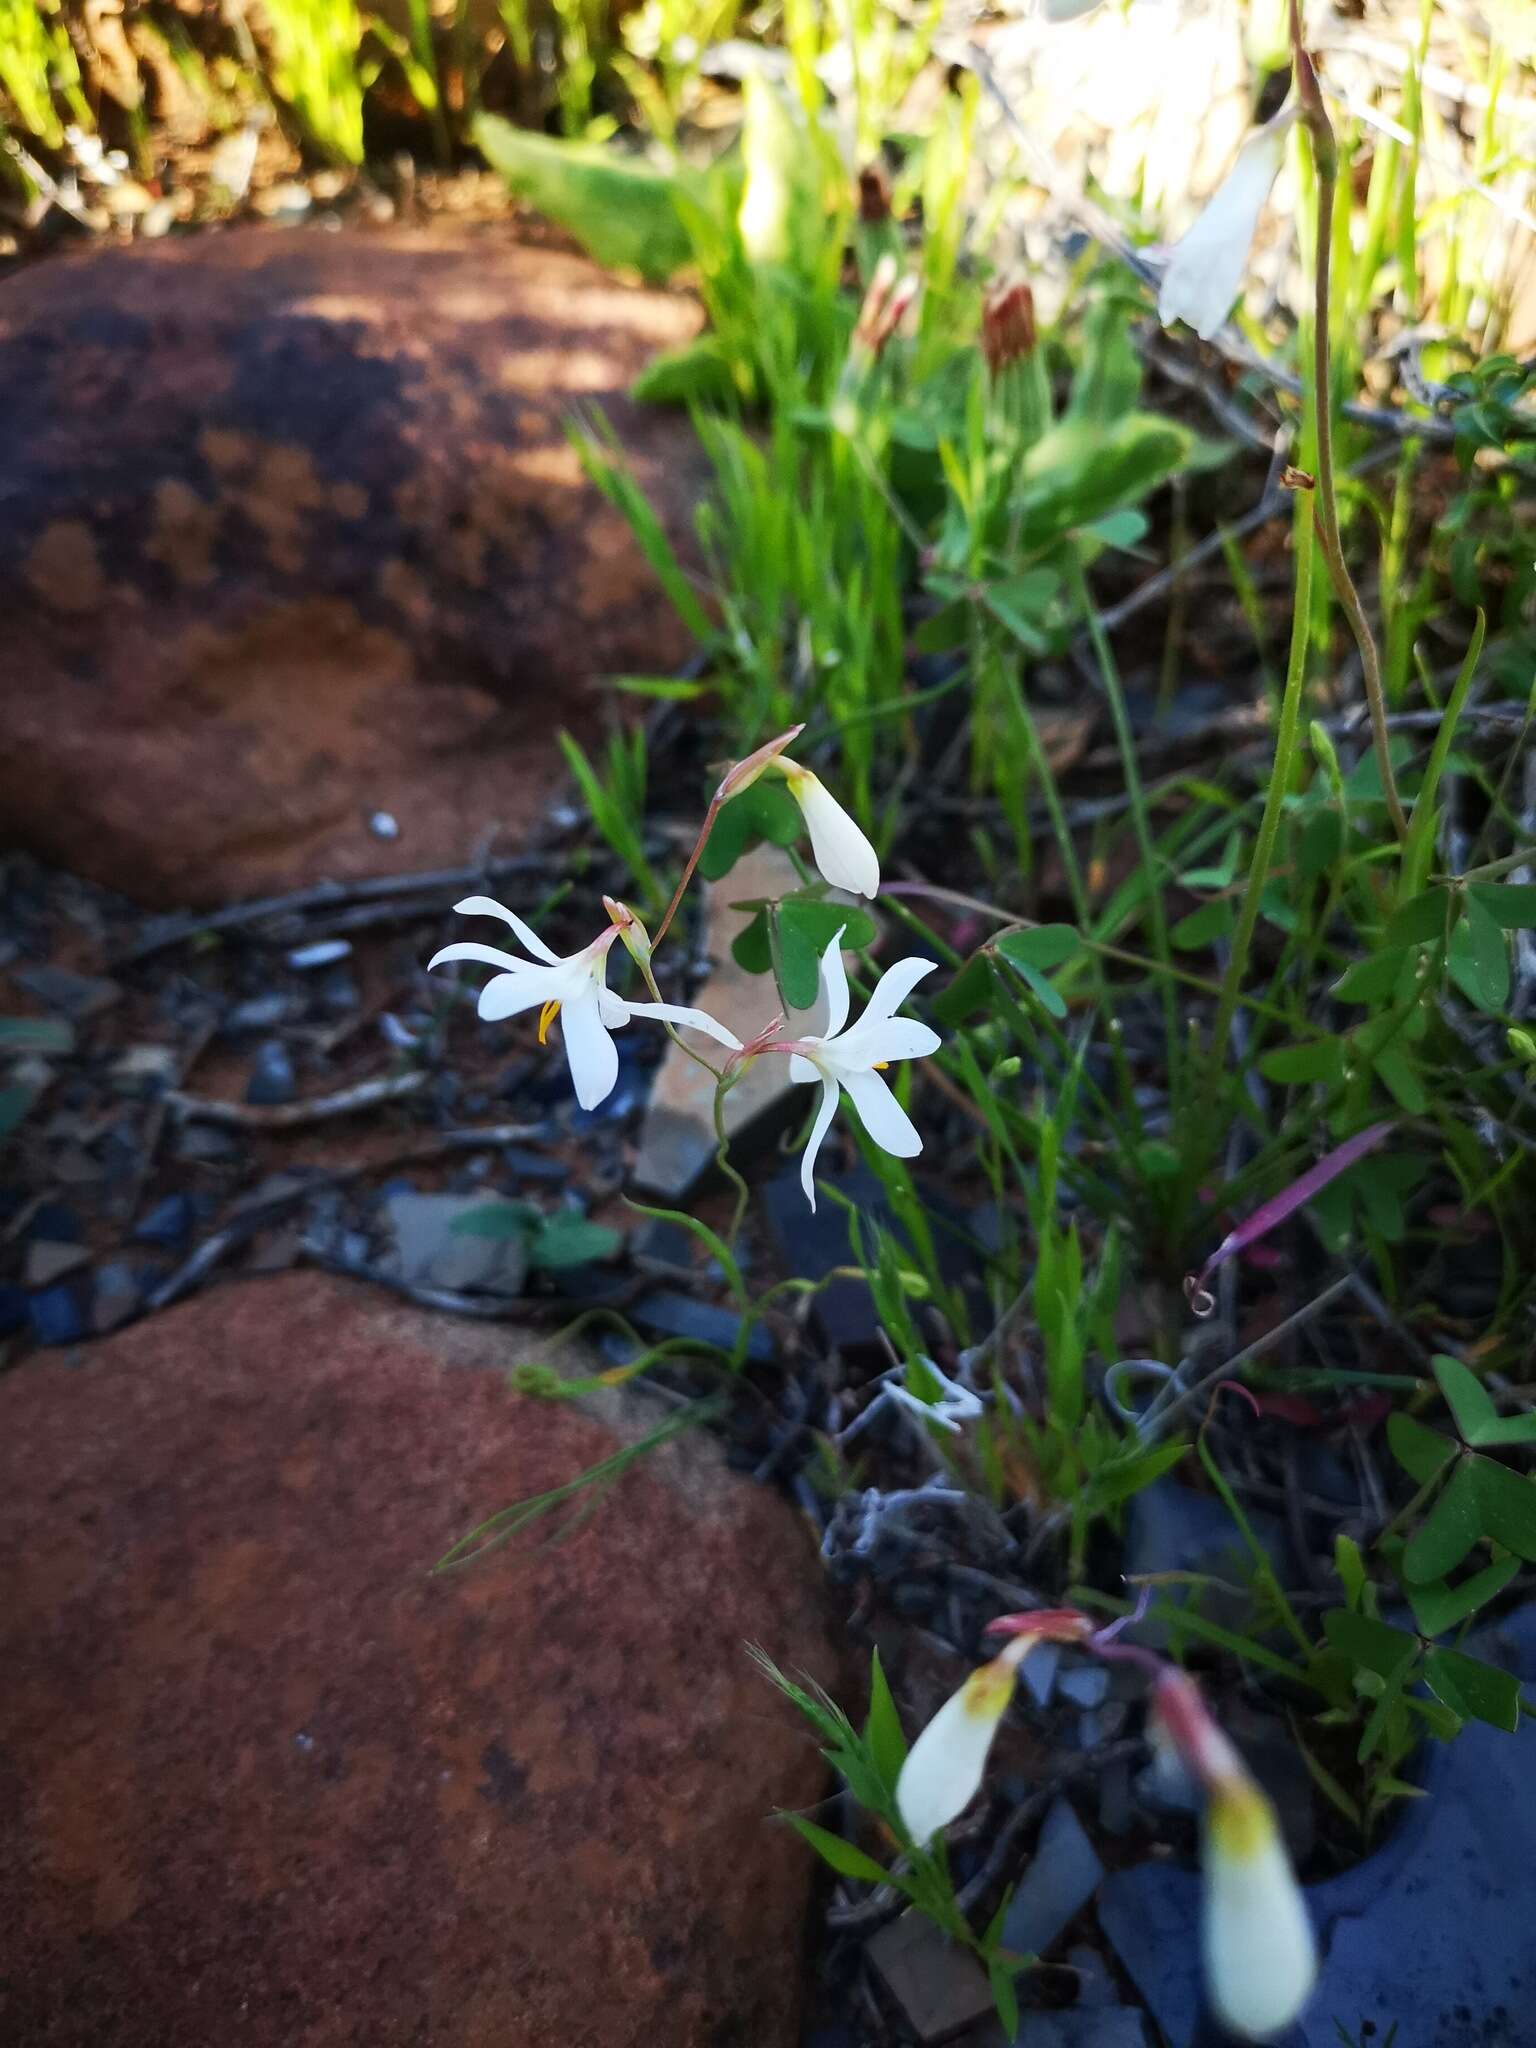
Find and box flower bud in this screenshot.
[1151,1669,1317,2040]
[982,279,1037,378]
[778,763,881,898]
[895,1635,1030,1845]
[857,161,892,225]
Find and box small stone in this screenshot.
[632,1218,698,1282]
[28,1281,86,1346]
[137,196,182,239]
[24,1241,90,1289]
[134,1193,194,1248]
[10,964,120,1020]
[1001,1799,1104,1962]
[28,1201,83,1244]
[630,1288,773,1366]
[1133,1748,1201,1819]
[368,810,399,840]
[383,1191,528,1297]
[1058,1665,1109,1710]
[501,1147,568,1185]
[173,1123,240,1164]
[91,1260,141,1335]
[1021,1642,1060,1710]
[251,180,312,219]
[866,1911,996,2044]
[246,1041,297,1107]
[208,127,258,200]
[1123,1478,1287,1646]
[317,970,360,1015]
[1064,1946,1119,2008]
[112,1044,179,1091]
[224,993,301,1035]
[286,939,351,971]
[1097,1757,1134,1838]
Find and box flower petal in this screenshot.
[895,1652,1020,1845]
[1203,1784,1318,2040]
[479,973,557,1023]
[788,772,880,898]
[787,1051,821,1086]
[817,929,850,1039]
[452,894,562,966]
[840,1017,942,1067]
[1158,116,1290,342]
[427,941,532,976]
[558,988,620,1110]
[841,1067,923,1158]
[623,1000,745,1051]
[799,1077,841,1211]
[860,954,938,1026]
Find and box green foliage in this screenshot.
[450,1197,623,1270]
[261,0,367,163]
[753,1646,1028,2030]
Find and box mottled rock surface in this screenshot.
[0,226,706,907]
[0,1271,841,2047]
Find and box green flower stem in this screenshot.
[1292,5,1408,845]
[1208,491,1317,1086]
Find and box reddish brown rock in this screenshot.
[0,226,708,907]
[0,1272,841,2048]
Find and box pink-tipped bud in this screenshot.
[714,724,805,805]
[982,278,1037,379]
[983,1607,1096,1645]
[604,895,652,968]
[852,257,919,361]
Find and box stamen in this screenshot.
[874,1060,890,1071]
[537,999,561,1045]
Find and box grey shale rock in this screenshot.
[866,1912,997,2044]
[382,1190,528,1297]
[1002,1798,1105,1962]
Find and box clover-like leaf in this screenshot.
[1403,1458,1481,1583]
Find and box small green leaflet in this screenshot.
[1422,1648,1521,1732]
[699,782,804,881]
[732,893,878,1010]
[995,926,1082,1019]
[1447,894,1510,1012]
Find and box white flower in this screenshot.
[896,1635,1031,1845]
[785,933,941,1210]
[1151,1669,1317,2040]
[429,896,738,1112]
[1203,1779,1318,2039]
[1158,112,1295,342]
[780,765,881,898]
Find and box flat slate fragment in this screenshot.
[867,1911,997,2044]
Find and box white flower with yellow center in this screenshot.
[895,1635,1032,1846]
[1158,110,1297,342]
[429,896,737,1112]
[783,932,940,1210]
[895,1613,1095,1845]
[1152,1669,1317,2040]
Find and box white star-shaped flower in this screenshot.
[785,931,941,1209]
[429,896,737,1112]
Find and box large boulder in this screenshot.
[0,1272,842,2047]
[0,226,707,907]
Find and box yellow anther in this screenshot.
[874,1060,890,1071]
[537,999,561,1046]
